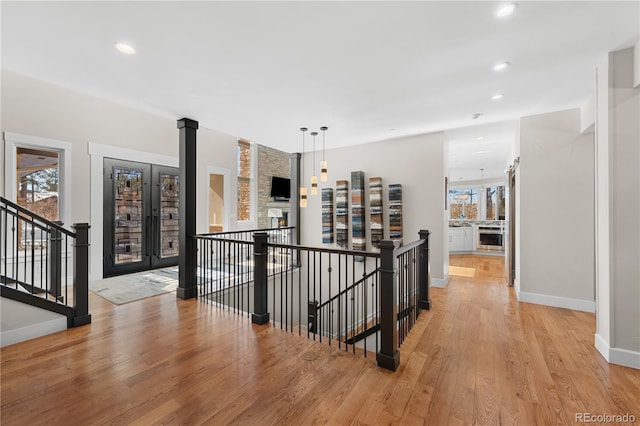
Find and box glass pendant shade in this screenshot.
[320,126,328,182]
[300,186,308,208]
[320,160,328,182]
[311,175,318,195]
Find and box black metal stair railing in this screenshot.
[193,227,431,371]
[194,227,295,314]
[0,196,91,328]
[265,241,381,356]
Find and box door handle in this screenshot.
[145,215,151,257]
[153,215,159,257]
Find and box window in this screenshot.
[16,147,60,222]
[4,133,72,228]
[449,188,478,220]
[237,139,253,221]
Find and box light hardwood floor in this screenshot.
[2,254,639,425]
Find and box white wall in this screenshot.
[1,70,251,279]
[595,46,640,368]
[634,41,640,88]
[517,108,595,312]
[299,132,449,286]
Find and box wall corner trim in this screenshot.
[517,290,596,313]
[595,333,640,369]
[432,273,449,288]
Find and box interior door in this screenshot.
[103,159,179,278]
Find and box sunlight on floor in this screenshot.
[448,265,476,278]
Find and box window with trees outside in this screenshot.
[237,139,253,221]
[449,188,478,220]
[16,147,60,221]
[15,147,61,249]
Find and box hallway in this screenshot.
[2,255,639,424]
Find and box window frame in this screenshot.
[4,132,72,226]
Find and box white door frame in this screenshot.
[206,166,231,232]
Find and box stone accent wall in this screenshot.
[257,145,290,229]
[237,140,252,221]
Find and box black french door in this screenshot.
[103,159,180,278]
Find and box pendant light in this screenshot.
[310,131,318,195]
[300,127,308,208]
[320,126,328,182]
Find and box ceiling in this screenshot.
[2,1,639,181]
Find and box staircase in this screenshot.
[1,196,91,345]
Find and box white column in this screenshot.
[594,45,640,369]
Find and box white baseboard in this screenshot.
[1,317,67,347]
[595,333,640,369]
[432,273,449,288]
[516,290,595,313]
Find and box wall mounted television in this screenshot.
[270,176,291,200]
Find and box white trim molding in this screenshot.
[206,166,232,232]
[3,132,73,227]
[432,273,449,288]
[595,333,640,369]
[516,289,596,313]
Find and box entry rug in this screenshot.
[89,267,179,305]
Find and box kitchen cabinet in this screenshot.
[449,227,474,252]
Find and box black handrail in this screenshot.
[0,196,74,237]
[268,242,380,259]
[199,226,295,237]
[395,238,425,256]
[1,197,91,328]
[318,268,380,310]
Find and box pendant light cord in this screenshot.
[322,129,325,161]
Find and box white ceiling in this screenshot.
[2,1,639,181]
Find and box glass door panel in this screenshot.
[104,159,151,277]
[151,165,180,269]
[159,174,179,259]
[114,168,144,265]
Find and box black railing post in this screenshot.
[418,230,431,310]
[308,301,318,333]
[49,224,62,300]
[177,117,199,299]
[252,232,270,325]
[377,239,400,371]
[72,223,91,327]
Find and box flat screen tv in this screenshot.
[270,176,291,200]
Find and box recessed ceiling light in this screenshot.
[475,150,488,154]
[115,42,136,55]
[491,93,504,100]
[476,136,484,141]
[493,62,510,71]
[496,3,517,18]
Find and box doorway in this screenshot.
[209,173,224,233]
[103,158,179,278]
